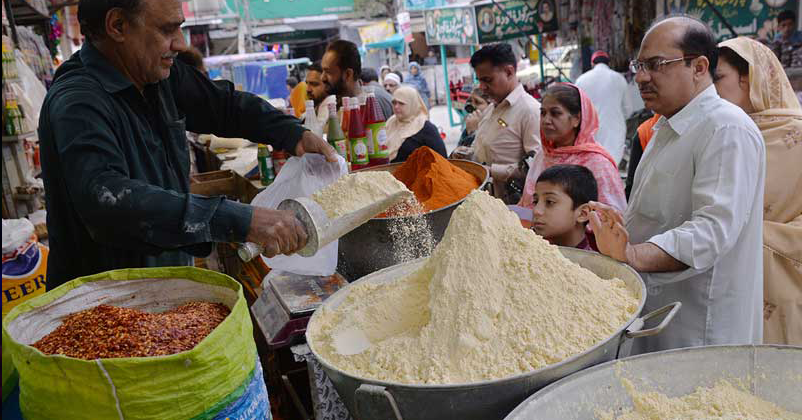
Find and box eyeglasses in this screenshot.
[629,55,699,74]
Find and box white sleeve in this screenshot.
[647,125,764,270]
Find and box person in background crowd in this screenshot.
[39,0,336,290]
[305,61,336,125]
[176,46,206,77]
[531,164,599,251]
[359,67,394,118]
[386,86,446,162]
[407,62,431,108]
[287,76,307,117]
[575,50,631,164]
[424,49,438,66]
[383,72,401,94]
[590,16,765,354]
[380,65,391,83]
[519,83,626,213]
[322,40,363,106]
[624,113,661,199]
[715,36,802,346]
[468,43,542,204]
[769,10,802,68]
[454,87,491,149]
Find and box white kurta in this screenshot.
[575,64,630,164]
[626,85,765,354]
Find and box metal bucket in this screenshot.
[307,247,681,420]
[336,159,490,281]
[505,345,802,419]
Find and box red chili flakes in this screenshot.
[32,302,230,359]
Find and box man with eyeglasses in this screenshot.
[589,16,765,354]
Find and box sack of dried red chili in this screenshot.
[1,266,271,420]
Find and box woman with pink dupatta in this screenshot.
[519,83,627,212]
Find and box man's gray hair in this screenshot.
[78,0,144,42]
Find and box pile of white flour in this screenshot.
[310,190,639,384]
[600,379,802,419]
[312,172,410,220]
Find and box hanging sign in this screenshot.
[359,20,396,45]
[397,12,414,43]
[425,7,479,45]
[474,0,559,44]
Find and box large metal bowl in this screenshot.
[307,247,681,420]
[336,159,489,281]
[505,345,802,419]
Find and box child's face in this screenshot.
[531,181,588,243]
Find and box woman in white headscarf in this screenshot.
[386,86,446,162]
[380,65,391,83]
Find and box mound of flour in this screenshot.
[600,379,802,419]
[310,190,639,384]
[312,172,410,220]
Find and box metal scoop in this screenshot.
[239,190,413,261]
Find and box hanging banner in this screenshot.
[664,0,799,41]
[397,12,414,43]
[359,20,396,45]
[474,0,559,44]
[425,7,479,45]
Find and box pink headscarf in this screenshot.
[519,83,627,212]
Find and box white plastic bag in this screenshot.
[251,153,348,275]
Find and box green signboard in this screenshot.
[671,0,798,41]
[425,7,479,45]
[228,0,354,20]
[474,0,559,44]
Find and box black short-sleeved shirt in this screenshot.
[390,121,447,163]
[39,43,307,289]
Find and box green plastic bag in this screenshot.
[2,267,257,420]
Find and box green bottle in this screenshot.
[326,102,348,160]
[257,144,275,186]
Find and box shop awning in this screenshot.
[364,33,405,55]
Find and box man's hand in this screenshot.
[246,207,308,257]
[295,130,338,162]
[465,110,483,134]
[588,201,631,263]
[450,145,473,160]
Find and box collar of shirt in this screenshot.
[499,83,527,109]
[80,42,136,94]
[660,84,719,137]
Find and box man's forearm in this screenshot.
[625,242,689,273]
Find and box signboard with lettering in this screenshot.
[359,20,396,45]
[425,7,479,45]
[474,0,559,44]
[667,0,799,41]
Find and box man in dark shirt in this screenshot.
[39,0,336,289]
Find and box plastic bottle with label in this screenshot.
[302,99,322,137]
[257,144,275,186]
[326,101,348,161]
[365,91,389,166]
[340,96,351,139]
[348,97,370,170]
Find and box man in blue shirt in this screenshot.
[771,10,802,68]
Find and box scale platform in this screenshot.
[251,269,348,349]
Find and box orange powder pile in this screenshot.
[391,147,481,212]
